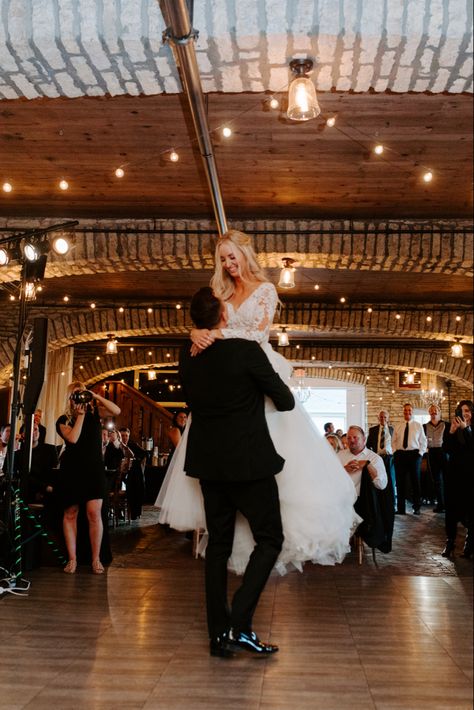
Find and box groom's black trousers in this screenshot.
[200,476,283,639]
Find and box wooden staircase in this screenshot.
[98,380,174,453]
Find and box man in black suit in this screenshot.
[180,287,295,658]
[367,409,396,507]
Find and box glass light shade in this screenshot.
[278,330,289,347]
[287,77,320,121]
[148,369,157,380]
[106,338,118,355]
[451,342,463,358]
[278,265,295,288]
[23,242,39,262]
[24,281,36,300]
[405,372,415,384]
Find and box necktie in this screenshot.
[403,422,409,449]
[379,426,385,452]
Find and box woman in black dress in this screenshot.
[442,400,474,559]
[56,381,121,574]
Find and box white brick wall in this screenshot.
[0,0,471,100]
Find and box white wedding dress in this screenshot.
[156,282,360,574]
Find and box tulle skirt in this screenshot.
[156,344,361,575]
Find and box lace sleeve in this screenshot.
[221,282,278,344]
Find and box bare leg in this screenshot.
[63,505,79,572]
[86,499,104,571]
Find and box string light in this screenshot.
[118,306,124,313]
[314,284,320,290]
[59,179,69,191]
[90,302,96,309]
[340,297,346,303]
[367,307,373,313]
[63,295,69,302]
[455,315,461,321]
[115,167,125,178]
[395,313,401,320]
[374,144,384,155]
[269,97,279,110]
[326,117,336,127]
[2,182,12,193]
[147,307,153,313]
[169,149,179,162]
[222,126,232,138]
[175,303,182,310]
[423,171,433,183]
[426,316,432,322]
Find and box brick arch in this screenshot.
[69,342,473,389]
[0,298,471,385]
[0,218,472,284]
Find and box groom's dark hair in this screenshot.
[190,287,222,329]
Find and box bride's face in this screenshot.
[218,241,244,279]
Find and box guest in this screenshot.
[441,400,473,559]
[56,382,120,574]
[392,403,427,515]
[326,434,341,453]
[167,410,188,459]
[423,405,447,513]
[324,422,335,436]
[367,409,396,507]
[118,427,146,520]
[335,428,343,438]
[104,428,125,472]
[340,433,348,450]
[338,426,387,496]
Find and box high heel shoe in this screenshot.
[91,560,104,574]
[64,559,77,574]
[441,540,455,558]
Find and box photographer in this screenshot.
[56,381,120,574]
[441,400,473,559]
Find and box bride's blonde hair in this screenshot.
[210,230,268,301]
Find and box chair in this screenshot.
[108,468,130,527]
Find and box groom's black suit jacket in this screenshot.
[179,338,295,482]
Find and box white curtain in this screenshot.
[37,347,74,445]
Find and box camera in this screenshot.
[454,406,463,420]
[71,390,93,404]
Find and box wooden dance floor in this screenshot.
[1,508,472,710]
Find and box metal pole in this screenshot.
[161,0,228,237]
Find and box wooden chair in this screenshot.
[108,469,130,527]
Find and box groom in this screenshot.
[180,287,295,657]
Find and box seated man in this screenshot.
[338,425,387,495]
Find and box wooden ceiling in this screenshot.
[0,91,472,221]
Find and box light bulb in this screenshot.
[326,117,336,127]
[176,303,182,310]
[0,248,9,266]
[374,144,384,155]
[455,315,461,321]
[222,126,232,138]
[395,314,401,320]
[90,302,96,309]
[2,182,12,193]
[423,171,433,183]
[340,297,346,303]
[426,316,432,322]
[314,284,320,290]
[59,179,69,191]
[115,167,125,178]
[367,307,373,313]
[63,295,69,302]
[269,97,279,110]
[52,236,70,255]
[169,150,179,163]
[118,307,124,313]
[147,307,153,313]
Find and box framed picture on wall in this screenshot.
[397,371,422,390]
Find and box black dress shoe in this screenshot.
[209,632,235,658]
[228,630,279,655]
[441,540,455,558]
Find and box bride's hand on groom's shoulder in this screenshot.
[191,328,215,351]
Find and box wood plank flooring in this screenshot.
[0,508,472,710]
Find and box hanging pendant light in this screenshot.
[278,328,289,347]
[287,58,320,122]
[451,340,463,358]
[405,371,415,385]
[105,335,118,355]
[278,258,295,288]
[148,369,157,381]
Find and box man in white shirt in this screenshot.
[338,426,388,496]
[392,403,428,515]
[367,409,396,507]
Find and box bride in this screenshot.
[156,229,360,574]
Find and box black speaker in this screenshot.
[23,317,49,415]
